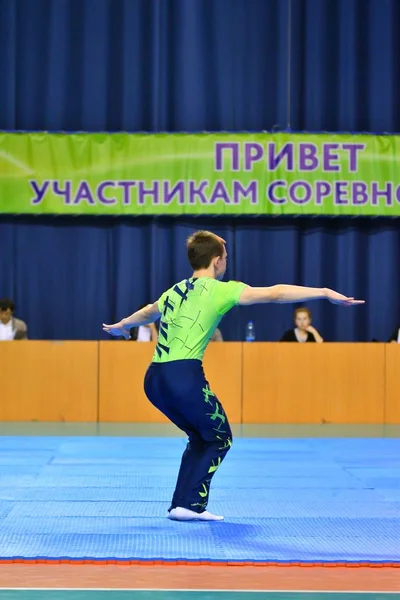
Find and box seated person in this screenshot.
[210,327,223,341]
[129,304,158,341]
[387,325,400,343]
[280,307,323,343]
[0,298,28,340]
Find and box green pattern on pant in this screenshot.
[189,385,232,509]
[216,435,232,451]
[202,384,215,404]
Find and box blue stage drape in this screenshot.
[2,0,400,133]
[0,216,398,342]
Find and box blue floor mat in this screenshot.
[0,435,399,563]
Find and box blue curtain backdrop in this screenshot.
[1,0,400,342]
[2,0,400,133]
[0,216,399,342]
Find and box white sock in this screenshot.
[168,507,224,521]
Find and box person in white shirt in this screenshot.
[388,325,400,343]
[0,298,28,341]
[210,327,223,341]
[136,323,158,342]
[129,304,158,342]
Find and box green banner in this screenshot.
[1,131,400,215]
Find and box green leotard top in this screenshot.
[152,277,247,363]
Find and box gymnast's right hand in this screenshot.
[102,320,131,339]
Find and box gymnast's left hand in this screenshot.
[102,320,131,340]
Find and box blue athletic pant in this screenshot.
[144,359,232,513]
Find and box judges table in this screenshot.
[0,341,398,424]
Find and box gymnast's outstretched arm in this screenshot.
[103,302,161,339]
[238,284,364,307]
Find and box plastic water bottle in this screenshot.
[245,321,255,342]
